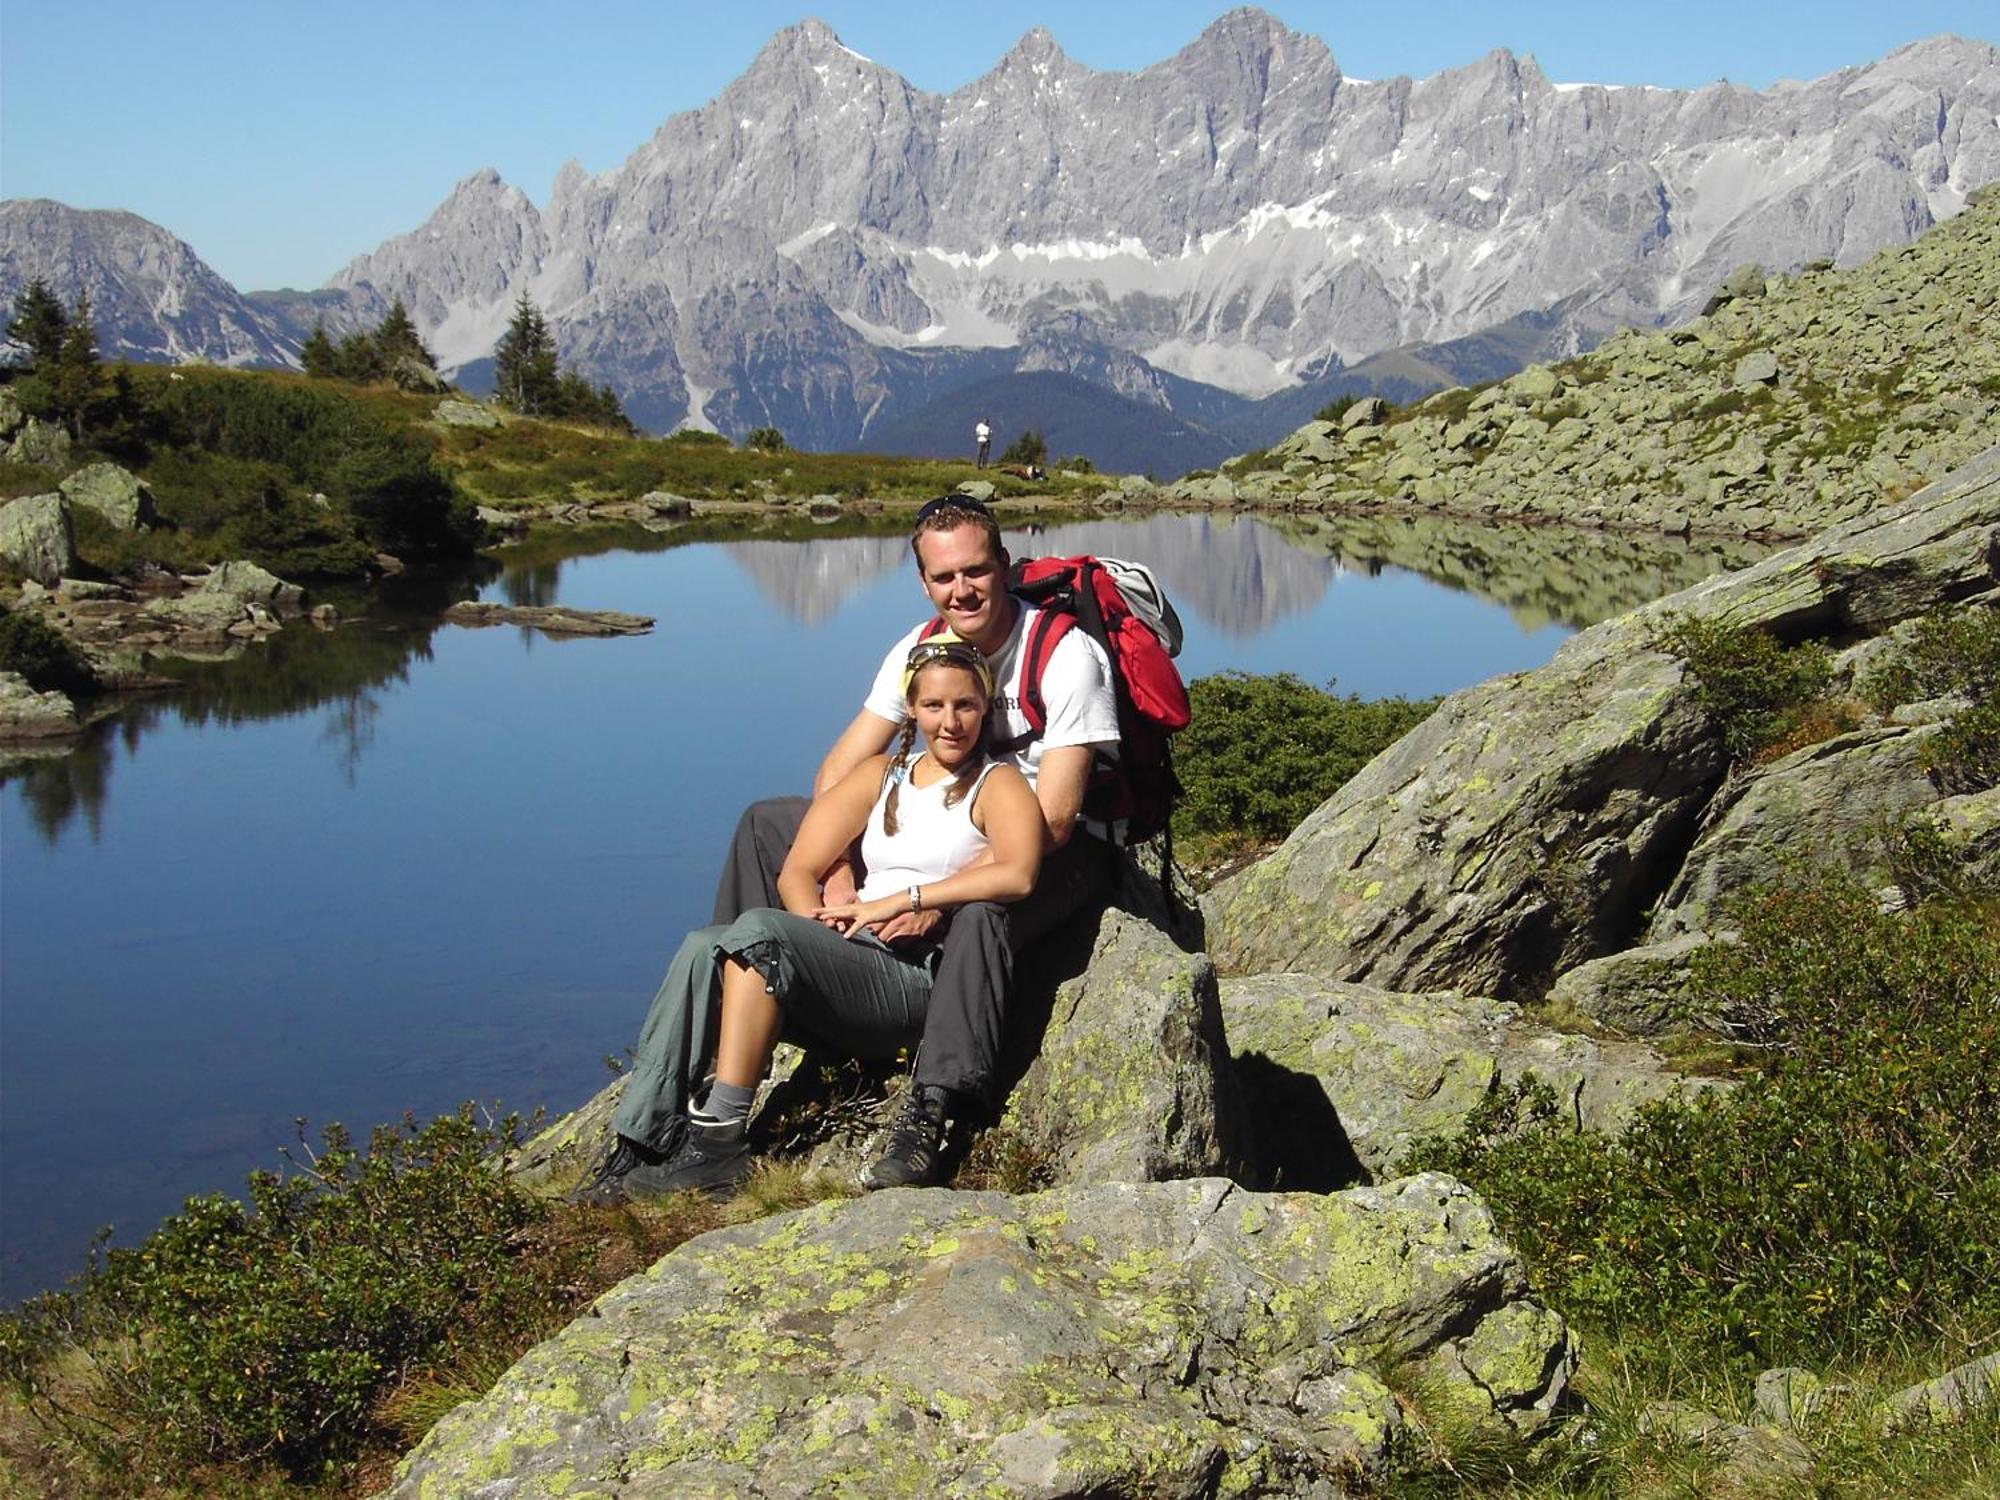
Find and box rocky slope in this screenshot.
[1205,445,2000,1003]
[1225,188,2000,537]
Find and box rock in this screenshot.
[1639,1401,1812,1484]
[8,416,72,467]
[143,590,255,637]
[195,559,306,613]
[1175,472,1239,504]
[442,601,655,637]
[808,494,843,519]
[1204,446,2000,999]
[59,462,157,530]
[1340,396,1389,430]
[1733,349,1780,387]
[1000,910,1250,1185]
[432,398,501,429]
[1117,474,1155,495]
[389,355,449,394]
[637,489,694,517]
[1220,974,1723,1181]
[0,671,80,740]
[1650,725,1945,939]
[473,505,526,534]
[56,578,127,601]
[0,493,75,584]
[1875,1350,2000,1434]
[0,386,22,440]
[380,1174,1575,1498]
[308,603,339,629]
[955,479,997,503]
[1545,933,1720,1036]
[1505,365,1562,402]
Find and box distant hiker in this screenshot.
[575,637,1043,1203]
[974,417,992,468]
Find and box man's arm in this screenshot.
[814,709,899,798]
[1032,743,1098,850]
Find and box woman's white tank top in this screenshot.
[856,760,999,903]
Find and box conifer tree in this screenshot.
[374,298,435,369]
[6,277,70,369]
[300,322,338,379]
[493,292,558,414]
[47,290,103,437]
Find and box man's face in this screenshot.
[914,522,1012,652]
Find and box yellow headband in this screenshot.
[901,631,996,700]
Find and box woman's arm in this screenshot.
[777,756,888,917]
[815,765,1043,934]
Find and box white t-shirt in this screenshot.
[863,603,1119,788]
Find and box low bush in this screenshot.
[1173,672,1438,855]
[1655,614,1837,760]
[1405,873,2000,1369]
[0,606,96,695]
[1863,604,2000,711]
[1923,695,2000,794]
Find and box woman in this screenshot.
[580,635,1042,1204]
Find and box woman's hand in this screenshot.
[810,894,908,938]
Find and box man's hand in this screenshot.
[871,908,943,946]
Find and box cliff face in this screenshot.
[1228,188,2000,537]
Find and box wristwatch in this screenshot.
[908,884,923,914]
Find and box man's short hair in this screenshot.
[910,496,1004,562]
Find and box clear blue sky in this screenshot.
[4,1,1992,292]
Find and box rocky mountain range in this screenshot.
[4,11,1997,463]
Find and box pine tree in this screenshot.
[493,292,558,414]
[47,290,103,437]
[300,322,338,379]
[6,277,70,369]
[374,298,434,369]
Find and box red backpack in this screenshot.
[923,555,1190,846]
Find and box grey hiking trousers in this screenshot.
[713,796,1115,1112]
[611,907,938,1153]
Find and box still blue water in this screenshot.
[0,512,1747,1300]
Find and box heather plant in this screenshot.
[1654,614,1839,760]
[1405,872,2000,1369]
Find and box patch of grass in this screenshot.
[1862,605,2000,712]
[1922,696,2000,794]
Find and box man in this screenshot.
[974,417,992,469]
[711,495,1119,1188]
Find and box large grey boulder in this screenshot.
[1205,446,2000,999]
[0,386,23,440]
[0,492,75,584]
[59,462,156,530]
[381,1175,1575,1498]
[1221,974,1724,1180]
[1650,724,1945,939]
[433,398,502,429]
[999,910,1250,1184]
[1544,933,1721,1036]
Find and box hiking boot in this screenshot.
[861,1084,951,1190]
[621,1115,753,1199]
[569,1131,670,1208]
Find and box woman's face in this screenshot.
[909,663,989,769]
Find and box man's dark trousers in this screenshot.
[713,796,1115,1112]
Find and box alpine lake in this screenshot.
[0,508,1769,1302]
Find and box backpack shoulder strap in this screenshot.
[992,605,1074,753]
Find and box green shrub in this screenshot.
[0,606,96,695]
[1406,873,2000,1367]
[1922,695,2000,794]
[1173,672,1438,849]
[744,426,787,452]
[1655,614,1837,760]
[0,1110,567,1479]
[663,428,730,447]
[1312,393,1361,426]
[1862,605,2000,711]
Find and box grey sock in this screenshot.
[696,1079,756,1125]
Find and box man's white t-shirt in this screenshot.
[863,603,1118,787]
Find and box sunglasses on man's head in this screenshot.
[913,495,995,524]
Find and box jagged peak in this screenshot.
[551,158,591,197]
[1004,26,1065,63]
[1151,6,1333,83]
[747,15,883,73]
